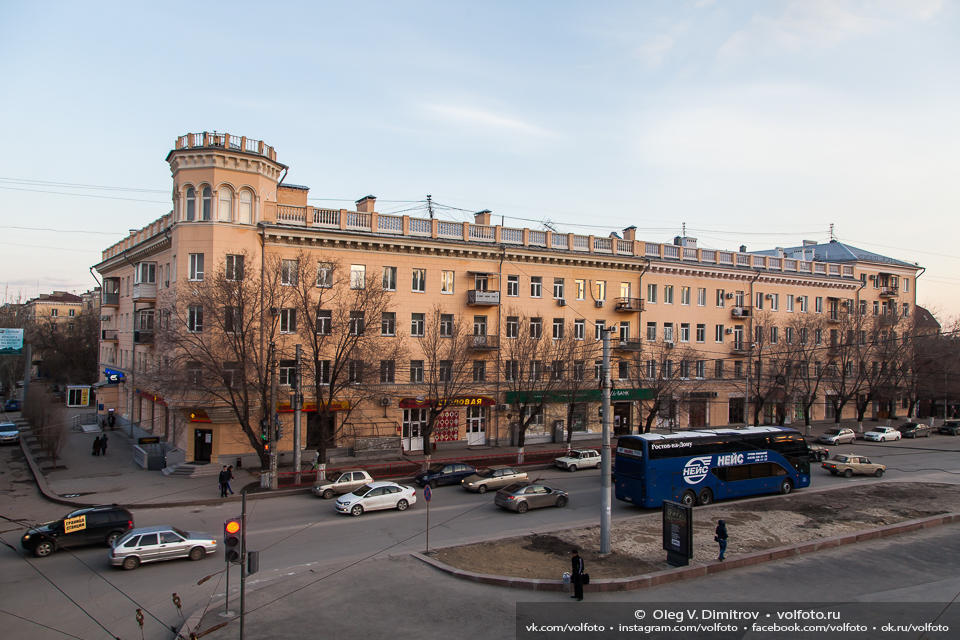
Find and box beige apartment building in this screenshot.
[94,132,922,464]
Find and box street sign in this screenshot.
[423,485,432,502]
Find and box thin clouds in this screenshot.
[635,33,676,68]
[423,103,558,139]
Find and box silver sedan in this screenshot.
[494,483,569,513]
[110,525,217,570]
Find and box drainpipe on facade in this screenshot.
[636,258,650,434]
[745,270,762,428]
[496,245,505,447]
[120,250,138,438]
[854,277,867,433]
[89,266,103,424]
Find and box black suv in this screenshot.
[21,505,134,558]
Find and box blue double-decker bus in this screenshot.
[614,426,811,508]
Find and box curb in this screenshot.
[411,512,960,592]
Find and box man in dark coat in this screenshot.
[218,466,229,498]
[570,548,585,601]
[715,519,728,561]
[100,433,108,455]
[92,435,101,456]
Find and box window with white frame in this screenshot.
[187,305,203,332]
[412,268,426,292]
[770,293,779,311]
[348,360,363,383]
[786,295,794,312]
[226,254,244,281]
[507,275,519,296]
[279,308,297,333]
[316,310,332,335]
[238,189,253,223]
[279,360,297,386]
[349,311,365,335]
[218,187,233,222]
[618,360,630,380]
[663,322,674,342]
[680,323,690,342]
[281,259,298,286]
[317,262,333,288]
[619,321,630,341]
[474,274,488,291]
[381,312,395,336]
[798,296,807,312]
[528,360,543,381]
[647,322,657,341]
[135,262,156,284]
[529,317,543,339]
[698,287,707,306]
[681,286,691,305]
[189,253,204,281]
[553,278,564,299]
[716,289,726,307]
[224,306,241,333]
[573,361,585,381]
[594,280,606,301]
[185,187,196,221]
[473,360,486,383]
[553,318,564,340]
[316,360,331,384]
[696,323,705,342]
[505,360,520,381]
[575,279,585,300]
[595,319,606,340]
[410,360,424,383]
[350,265,366,289]
[506,316,519,338]
[664,285,674,304]
[382,266,397,291]
[815,296,823,313]
[646,359,656,378]
[440,314,454,337]
[574,319,585,340]
[647,283,657,303]
[530,276,542,298]
[441,270,454,294]
[696,360,705,379]
[380,360,395,383]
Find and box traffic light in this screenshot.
[223,517,242,563]
[259,418,269,442]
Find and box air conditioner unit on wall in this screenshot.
[725,293,734,299]
[497,404,509,412]
[595,300,604,308]
[765,294,773,299]
[557,299,566,306]
[379,397,391,406]
[725,328,734,335]
[665,341,675,349]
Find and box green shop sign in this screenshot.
[504,387,653,404]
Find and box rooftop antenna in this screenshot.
[682,222,686,237]
[829,223,835,242]
[543,218,557,232]
[426,194,434,220]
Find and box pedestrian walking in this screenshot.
[226,465,235,495]
[100,433,108,455]
[715,519,728,561]
[218,466,229,498]
[92,435,101,456]
[570,548,585,601]
[107,411,116,429]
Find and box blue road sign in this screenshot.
[423,485,432,502]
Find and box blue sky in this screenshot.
[1,1,957,318]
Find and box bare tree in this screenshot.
[26,311,99,384]
[626,341,702,432]
[822,300,868,426]
[288,253,403,469]
[152,251,289,470]
[782,314,831,432]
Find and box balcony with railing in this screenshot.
[133,330,154,345]
[468,335,498,350]
[174,131,276,162]
[879,287,899,298]
[614,297,644,312]
[101,329,118,341]
[132,283,157,302]
[614,339,644,352]
[730,342,749,355]
[731,306,751,318]
[467,290,501,306]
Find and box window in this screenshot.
[441,270,455,294]
[647,283,657,303]
[575,279,585,300]
[184,305,203,332]
[528,360,543,381]
[350,265,366,289]
[815,296,823,313]
[185,187,196,221]
[552,318,564,340]
[815,328,823,345]
[218,187,233,222]
[410,360,424,383]
[238,189,253,223]
[664,360,674,378]
[381,312,395,336]
[755,292,764,310]
[505,360,520,381]
[349,311,365,335]
[646,322,657,341]
[474,274,488,291]
[473,361,486,383]
[279,360,297,386]
[904,278,910,292]
[473,315,487,336]
[316,310,332,335]
[698,288,707,306]
[201,186,212,220]
[317,360,331,384]
[786,295,794,312]
[798,296,808,312]
[680,323,690,342]
[735,291,745,306]
[785,327,794,344]
[506,316,519,339]
[224,306,241,333]
[715,360,724,379]
[619,321,630,342]
[696,323,706,342]
[679,360,690,378]
[226,255,244,281]
[903,303,910,317]
[279,308,297,333]
[529,317,542,339]
[734,361,744,378]
[412,268,426,292]
[664,285,674,304]
[316,262,333,288]
[69,309,76,317]
[799,327,808,344]
[873,300,880,316]
[573,361,586,381]
[663,322,674,343]
[552,360,565,381]
[281,259,298,286]
[646,360,656,378]
[553,278,565,300]
[507,275,519,297]
[574,319,585,340]
[859,300,867,316]
[716,289,726,307]
[440,314,454,337]
[594,280,606,301]
[380,360,395,383]
[770,293,779,311]
[135,262,156,284]
[595,319,606,340]
[681,286,691,305]
[382,266,397,291]
[348,360,363,384]
[770,326,778,344]
[530,276,542,297]
[618,361,630,380]
[189,253,204,281]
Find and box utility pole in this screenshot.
[293,344,302,485]
[600,328,612,555]
[269,341,279,490]
[240,490,247,640]
[426,194,434,219]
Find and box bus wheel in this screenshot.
[698,488,713,506]
[779,479,793,495]
[680,491,696,507]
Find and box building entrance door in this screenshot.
[193,428,213,463]
[689,400,707,428]
[466,406,486,445]
[613,402,631,435]
[402,408,426,452]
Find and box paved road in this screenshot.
[2,436,959,639]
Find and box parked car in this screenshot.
[818,427,856,445]
[898,423,931,439]
[495,482,569,513]
[4,398,20,412]
[312,469,374,499]
[334,481,417,516]
[937,420,960,436]
[864,426,902,442]
[554,449,601,471]
[0,421,19,445]
[21,505,134,558]
[461,466,528,493]
[807,443,830,462]
[415,462,476,488]
[110,525,217,570]
[822,453,886,478]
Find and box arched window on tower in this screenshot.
[218,187,233,222]
[185,187,196,221]
[202,186,212,220]
[238,189,253,224]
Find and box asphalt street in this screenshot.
[1,436,959,639]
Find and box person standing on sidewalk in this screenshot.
[218,466,229,498]
[715,519,728,561]
[225,465,235,495]
[92,435,101,456]
[100,433,108,455]
[570,548,585,601]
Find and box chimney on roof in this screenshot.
[622,226,636,241]
[355,195,376,213]
[474,209,492,226]
[739,244,747,253]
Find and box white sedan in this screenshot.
[334,481,417,517]
[864,426,902,442]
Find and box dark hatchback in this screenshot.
[415,462,477,488]
[937,420,960,435]
[898,423,931,438]
[21,505,134,557]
